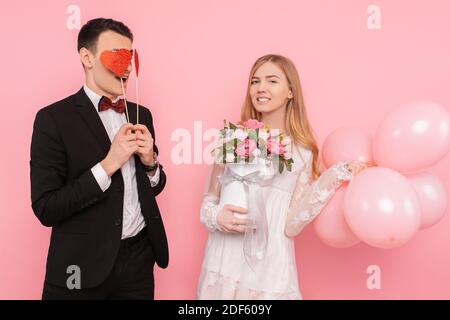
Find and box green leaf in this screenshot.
[279,161,285,174]
[258,139,266,148]
[248,130,258,141]
[258,140,267,156]
[286,162,292,172]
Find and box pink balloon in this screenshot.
[344,167,421,249]
[374,101,450,173]
[313,186,360,248]
[406,172,448,229]
[322,126,373,168]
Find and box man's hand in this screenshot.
[133,124,155,166]
[101,123,138,176]
[216,204,248,233]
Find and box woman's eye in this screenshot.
[251,80,259,85]
[270,80,277,83]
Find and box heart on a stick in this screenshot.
[100,49,132,77]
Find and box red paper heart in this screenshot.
[100,49,132,77]
[134,49,140,77]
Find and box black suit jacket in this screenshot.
[30,87,169,289]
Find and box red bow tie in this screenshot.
[98,96,126,113]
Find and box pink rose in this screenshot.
[243,119,265,129]
[236,144,247,157]
[267,139,285,155]
[236,139,257,158]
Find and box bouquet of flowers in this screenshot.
[215,119,294,267]
[215,119,294,173]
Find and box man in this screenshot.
[30,18,168,299]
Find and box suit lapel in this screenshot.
[129,103,146,185]
[74,87,111,154]
[128,103,151,195]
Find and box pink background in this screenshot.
[1,0,449,299]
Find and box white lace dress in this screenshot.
[197,144,353,300]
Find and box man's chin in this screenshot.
[116,83,128,95]
[104,81,126,97]
[111,87,125,97]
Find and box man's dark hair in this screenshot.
[77,18,133,53]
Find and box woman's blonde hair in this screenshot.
[241,54,320,179]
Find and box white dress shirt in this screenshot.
[84,85,160,239]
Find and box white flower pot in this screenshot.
[219,159,274,220]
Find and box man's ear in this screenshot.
[79,47,94,69]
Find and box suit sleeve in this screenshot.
[30,109,106,227]
[145,108,166,196]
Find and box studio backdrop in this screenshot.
[0,0,449,299]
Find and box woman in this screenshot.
[197,54,366,299]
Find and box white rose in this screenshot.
[233,128,248,141]
[252,149,261,158]
[225,153,236,163]
[269,128,282,137]
[258,130,269,140]
[281,136,291,146]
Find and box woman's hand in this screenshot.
[345,160,368,176]
[216,205,248,233]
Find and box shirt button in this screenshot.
[114,218,122,227]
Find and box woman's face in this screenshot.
[250,61,293,115]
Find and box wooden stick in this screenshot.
[136,77,139,125]
[134,49,140,125]
[120,78,130,123]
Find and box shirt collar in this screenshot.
[83,84,102,112]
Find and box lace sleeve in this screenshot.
[200,163,225,232]
[284,157,353,237]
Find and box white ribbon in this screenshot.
[218,167,273,270]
